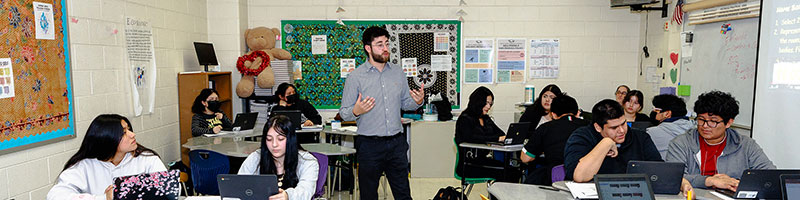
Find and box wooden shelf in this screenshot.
[177,71,233,166]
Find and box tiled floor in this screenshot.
[327,177,489,200]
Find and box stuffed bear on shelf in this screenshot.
[236,27,292,98]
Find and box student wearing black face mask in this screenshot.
[272,83,321,127]
[190,88,233,137]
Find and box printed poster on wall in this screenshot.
[464,39,494,84]
[311,35,327,55]
[0,58,15,99]
[33,2,55,40]
[340,58,355,78]
[496,38,526,83]
[402,58,418,77]
[430,55,451,71]
[529,39,560,79]
[125,17,157,116]
[434,32,450,52]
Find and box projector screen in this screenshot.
[754,0,800,168]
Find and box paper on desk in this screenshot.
[565,181,598,199]
[337,126,358,132]
[204,131,233,137]
[301,124,323,131]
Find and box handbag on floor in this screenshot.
[433,186,466,200]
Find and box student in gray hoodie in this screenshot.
[666,91,775,194]
[646,94,695,159]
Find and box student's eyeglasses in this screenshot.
[696,118,723,128]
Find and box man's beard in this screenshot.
[371,51,389,63]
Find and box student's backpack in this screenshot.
[433,186,466,200]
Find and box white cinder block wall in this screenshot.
[0,0,208,199]
[245,0,643,130]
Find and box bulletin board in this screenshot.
[0,0,75,152]
[281,20,461,109]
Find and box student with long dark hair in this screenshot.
[272,83,322,126]
[191,88,233,136]
[454,86,509,181]
[622,90,651,123]
[238,115,319,200]
[519,84,563,130]
[48,114,166,200]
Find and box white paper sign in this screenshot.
[33,2,55,40]
[340,59,355,78]
[125,17,157,116]
[434,32,450,52]
[530,39,560,79]
[312,35,328,55]
[402,58,418,77]
[0,58,15,99]
[430,55,451,71]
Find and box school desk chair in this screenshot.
[189,150,230,195]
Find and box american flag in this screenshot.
[672,0,685,25]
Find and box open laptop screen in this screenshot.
[595,174,655,200]
[783,174,800,200]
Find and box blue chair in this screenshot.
[310,152,328,198]
[189,150,230,195]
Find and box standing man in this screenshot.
[339,26,424,200]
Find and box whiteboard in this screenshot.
[680,17,758,127]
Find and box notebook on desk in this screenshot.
[113,170,180,200]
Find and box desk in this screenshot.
[182,137,260,157]
[409,121,456,178]
[458,142,523,182]
[543,181,726,200]
[301,143,357,200]
[321,127,358,145]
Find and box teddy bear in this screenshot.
[236,27,292,98]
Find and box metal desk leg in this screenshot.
[327,161,333,199]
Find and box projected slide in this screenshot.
[765,2,800,88]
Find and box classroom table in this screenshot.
[458,142,524,182]
[321,126,358,145]
[536,181,727,200]
[301,143,357,200]
[182,137,260,157]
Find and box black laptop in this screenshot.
[781,174,800,200]
[271,110,302,130]
[218,174,279,200]
[626,161,684,194]
[728,169,800,199]
[594,174,656,200]
[487,122,531,146]
[222,112,259,131]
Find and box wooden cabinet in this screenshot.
[177,71,232,166]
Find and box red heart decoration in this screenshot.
[670,52,679,65]
[236,51,270,76]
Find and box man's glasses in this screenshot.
[697,118,724,128]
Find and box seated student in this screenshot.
[521,94,588,185]
[564,99,662,182]
[622,90,651,123]
[455,86,507,180]
[239,115,319,200]
[646,94,694,159]
[519,84,562,130]
[48,114,167,200]
[191,88,233,137]
[614,85,630,105]
[271,83,322,126]
[666,91,775,192]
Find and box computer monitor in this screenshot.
[193,42,219,71]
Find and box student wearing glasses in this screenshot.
[614,85,630,105]
[666,91,775,192]
[563,99,662,182]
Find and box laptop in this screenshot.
[781,174,800,200]
[728,169,800,199]
[594,174,656,200]
[626,161,684,194]
[113,170,180,200]
[218,174,279,200]
[223,112,259,131]
[628,121,651,130]
[271,110,302,130]
[487,122,530,146]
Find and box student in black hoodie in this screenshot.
[271,83,322,126]
[455,86,511,181]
